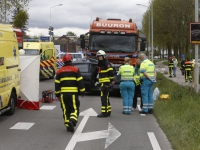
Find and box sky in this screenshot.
[26,0,150,37]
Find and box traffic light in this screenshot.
[48,26,54,35]
[80,34,85,49]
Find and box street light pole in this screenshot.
[151,0,154,62]
[49,4,63,41]
[194,0,199,93]
[5,0,7,23]
[136,3,151,59]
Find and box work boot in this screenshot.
[148,109,153,114]
[122,111,131,115]
[97,113,107,118]
[67,121,74,133]
[139,111,148,114]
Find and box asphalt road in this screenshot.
[0,79,172,150]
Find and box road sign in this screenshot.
[40,36,50,41]
[65,108,121,150]
[181,54,185,58]
[190,22,200,44]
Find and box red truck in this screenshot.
[80,17,146,92]
[81,17,146,66]
[13,28,24,49]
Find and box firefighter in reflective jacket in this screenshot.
[168,57,174,78]
[55,54,85,132]
[96,50,114,118]
[183,58,193,82]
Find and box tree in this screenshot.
[0,0,30,23]
[141,0,195,60]
[13,10,29,29]
[66,31,76,36]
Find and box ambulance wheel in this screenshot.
[5,92,16,115]
[50,69,55,79]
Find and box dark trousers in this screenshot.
[100,84,111,116]
[181,68,185,75]
[169,67,173,77]
[184,70,192,82]
[60,93,80,127]
[133,84,143,109]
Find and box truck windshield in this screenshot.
[89,34,136,52]
[24,49,39,55]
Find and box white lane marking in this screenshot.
[65,108,97,150]
[78,130,108,142]
[40,105,56,110]
[10,122,35,130]
[147,132,161,150]
[78,122,121,149]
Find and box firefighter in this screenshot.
[133,57,143,111]
[119,57,135,114]
[168,57,174,78]
[96,50,114,118]
[138,53,156,114]
[55,54,85,132]
[183,58,193,82]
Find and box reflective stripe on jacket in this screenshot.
[140,59,155,79]
[55,65,85,97]
[168,60,174,67]
[119,64,135,81]
[98,61,114,83]
[133,66,140,86]
[183,61,193,71]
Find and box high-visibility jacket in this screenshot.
[98,61,114,84]
[55,64,85,97]
[183,61,193,71]
[119,64,135,81]
[133,66,140,86]
[140,59,155,79]
[168,60,174,68]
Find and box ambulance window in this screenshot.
[24,49,39,55]
[44,49,53,60]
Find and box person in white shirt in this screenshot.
[172,56,178,77]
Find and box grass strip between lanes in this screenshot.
[153,72,200,150]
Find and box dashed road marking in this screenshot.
[40,105,56,110]
[148,132,161,150]
[10,122,35,130]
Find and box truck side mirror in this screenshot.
[140,41,146,51]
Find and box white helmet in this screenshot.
[96,50,106,58]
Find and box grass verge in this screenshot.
[153,72,200,150]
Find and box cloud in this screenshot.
[26,0,150,37]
